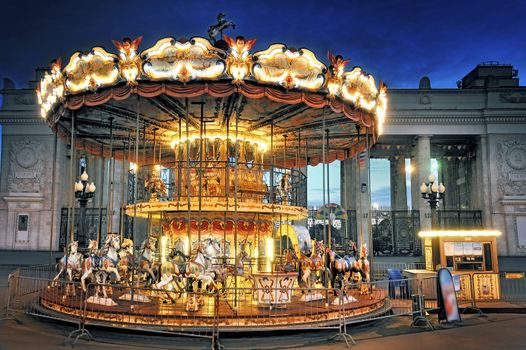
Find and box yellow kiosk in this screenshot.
[417,230,501,300]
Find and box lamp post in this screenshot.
[420,174,445,270]
[74,170,96,246]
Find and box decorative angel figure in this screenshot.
[224,35,257,85]
[112,36,143,85]
[325,51,349,98]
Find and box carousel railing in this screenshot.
[127,161,307,208]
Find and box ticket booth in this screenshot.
[418,230,501,300]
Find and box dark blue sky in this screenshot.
[1,0,525,89]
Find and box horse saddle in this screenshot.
[92,255,102,269]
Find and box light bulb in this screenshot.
[431,182,439,193]
[420,183,428,194]
[80,171,88,181]
[88,182,96,193]
[428,174,436,183]
[439,183,446,193]
[75,181,83,192]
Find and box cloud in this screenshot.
[371,186,390,208]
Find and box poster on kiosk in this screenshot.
[437,268,461,323]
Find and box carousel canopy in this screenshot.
[37,35,387,167]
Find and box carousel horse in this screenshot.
[299,240,330,289]
[96,233,122,298]
[186,241,217,288]
[356,244,371,286]
[138,238,157,286]
[283,248,299,272]
[202,237,221,260]
[53,241,83,296]
[117,238,134,285]
[215,249,253,291]
[186,242,219,311]
[208,13,235,42]
[156,239,188,293]
[346,239,358,257]
[220,238,231,260]
[328,249,359,292]
[81,239,104,294]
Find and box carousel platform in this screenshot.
[40,286,389,332]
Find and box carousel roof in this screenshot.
[37,35,387,167]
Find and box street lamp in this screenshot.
[420,174,445,211]
[74,170,96,245]
[420,174,445,270]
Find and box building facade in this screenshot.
[2,64,526,261]
[341,63,526,258]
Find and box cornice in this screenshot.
[388,87,526,94]
[386,114,526,125]
[386,115,485,124]
[0,118,47,124]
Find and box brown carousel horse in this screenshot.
[283,247,299,272]
[137,238,157,287]
[117,238,134,286]
[328,242,371,295]
[356,244,371,294]
[299,240,331,289]
[328,242,359,287]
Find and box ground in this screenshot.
[1,257,525,350]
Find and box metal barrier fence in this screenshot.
[499,272,526,302]
[371,262,426,280]
[4,266,526,348]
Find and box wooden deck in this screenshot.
[40,286,388,331]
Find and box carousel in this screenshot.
[37,17,388,331]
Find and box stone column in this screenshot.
[478,135,493,227]
[441,158,454,209]
[448,158,460,210]
[356,153,371,250]
[416,136,432,230]
[410,156,420,210]
[340,158,357,211]
[340,157,358,243]
[390,156,408,211]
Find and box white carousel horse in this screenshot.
[53,241,83,295]
[158,240,218,308]
[202,237,221,260]
[186,242,217,288]
[85,233,121,298]
[103,233,122,275]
